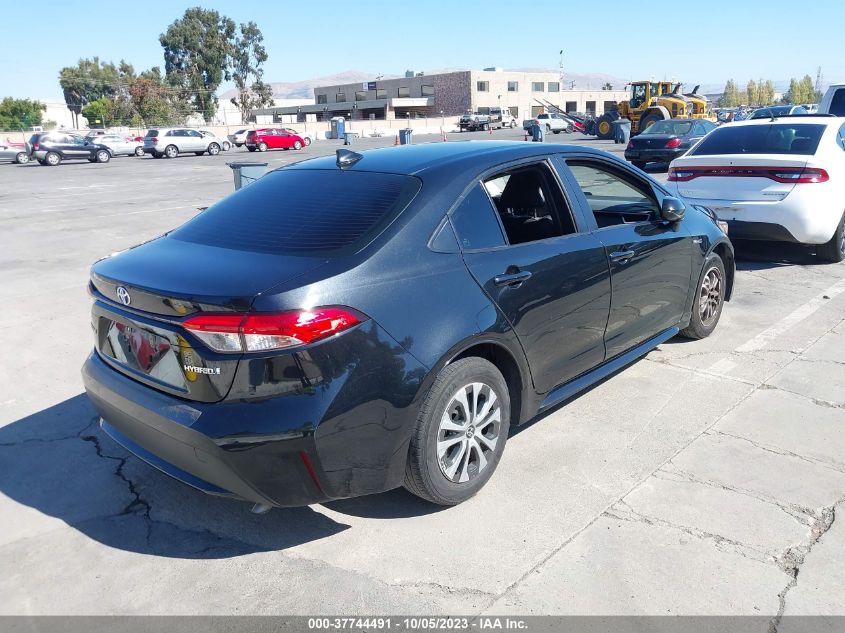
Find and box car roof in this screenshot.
[286,140,612,177]
[721,115,840,127]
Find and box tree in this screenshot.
[128,66,190,126]
[0,97,45,130]
[160,7,236,122]
[229,21,274,123]
[602,82,613,91]
[718,79,740,107]
[799,74,816,104]
[58,57,133,127]
[746,79,758,106]
[81,97,113,128]
[760,80,776,105]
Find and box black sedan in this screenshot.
[625,119,717,169]
[82,141,734,510]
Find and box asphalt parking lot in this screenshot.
[1,128,844,620]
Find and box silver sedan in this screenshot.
[0,141,30,164]
[92,134,145,157]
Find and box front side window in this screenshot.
[449,184,506,251]
[481,163,576,245]
[566,161,659,228]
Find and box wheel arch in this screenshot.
[711,240,735,301]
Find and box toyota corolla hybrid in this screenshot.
[82,141,733,510]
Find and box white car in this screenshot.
[199,130,231,151]
[90,134,145,157]
[669,116,845,262]
[228,129,251,147]
[819,84,845,116]
[281,128,313,145]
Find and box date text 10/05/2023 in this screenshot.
[307,617,528,630]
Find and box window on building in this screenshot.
[398,86,410,98]
[602,100,615,115]
[532,82,544,92]
[507,81,518,92]
[376,88,387,99]
[336,92,346,103]
[477,81,489,92]
[548,82,560,92]
[421,85,434,96]
[565,101,577,113]
[316,94,327,104]
[509,106,519,118]
[355,91,367,101]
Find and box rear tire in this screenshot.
[595,115,614,140]
[680,253,726,340]
[404,357,510,506]
[258,142,267,152]
[164,145,178,159]
[303,137,311,146]
[816,210,845,263]
[15,152,29,164]
[44,151,61,166]
[134,146,144,157]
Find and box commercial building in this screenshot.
[251,69,630,124]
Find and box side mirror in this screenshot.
[661,196,686,222]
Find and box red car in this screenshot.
[245,128,305,152]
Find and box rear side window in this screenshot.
[829,89,845,116]
[449,184,505,251]
[690,124,826,156]
[170,170,421,255]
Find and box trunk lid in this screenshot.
[631,134,676,149]
[670,154,809,201]
[90,235,328,402]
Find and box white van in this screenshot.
[818,84,845,116]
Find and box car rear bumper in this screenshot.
[83,351,331,507]
[625,148,685,163]
[683,196,838,245]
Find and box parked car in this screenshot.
[82,141,733,511]
[801,104,819,114]
[669,116,845,262]
[28,132,111,166]
[228,128,251,147]
[488,106,517,129]
[143,128,224,158]
[245,128,305,152]
[198,130,231,151]
[818,84,845,116]
[459,111,492,131]
[282,128,313,145]
[749,105,808,119]
[522,112,573,134]
[0,140,29,164]
[625,119,717,169]
[94,134,145,157]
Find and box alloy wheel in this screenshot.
[437,382,502,484]
[698,266,723,324]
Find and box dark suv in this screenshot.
[82,142,734,511]
[29,132,111,166]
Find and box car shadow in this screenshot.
[0,394,387,559]
[732,239,824,268]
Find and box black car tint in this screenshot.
[690,124,826,156]
[171,169,422,255]
[449,184,506,250]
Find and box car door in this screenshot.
[454,159,612,393]
[559,156,693,359]
[65,135,91,159]
[186,129,205,151]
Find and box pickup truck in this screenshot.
[522,112,574,134]
[459,112,492,131]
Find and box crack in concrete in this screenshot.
[769,501,839,633]
[604,500,774,566]
[757,382,844,410]
[706,430,845,474]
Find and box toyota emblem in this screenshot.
[116,286,131,306]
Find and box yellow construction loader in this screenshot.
[593,81,714,139]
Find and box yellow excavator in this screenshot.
[593,81,714,139]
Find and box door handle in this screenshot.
[609,250,636,264]
[494,271,532,287]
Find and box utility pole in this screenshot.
[558,50,564,88]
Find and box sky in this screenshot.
[2,0,843,102]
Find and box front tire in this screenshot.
[95,149,110,163]
[15,152,29,164]
[816,210,845,263]
[207,142,220,156]
[404,357,510,506]
[293,140,302,150]
[303,137,312,146]
[680,253,726,339]
[134,146,145,157]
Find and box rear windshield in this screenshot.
[644,120,692,135]
[170,169,422,255]
[689,124,826,156]
[145,129,158,137]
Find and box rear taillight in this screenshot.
[183,307,363,353]
[32,143,39,150]
[669,166,829,183]
[665,138,682,149]
[150,137,158,144]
